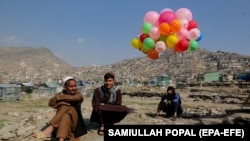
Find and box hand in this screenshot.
[56,101,70,108]
[167,101,171,105]
[100,103,105,105]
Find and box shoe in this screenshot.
[40,123,51,131]
[32,132,51,140]
[154,114,158,118]
[171,116,177,121]
[97,126,104,136]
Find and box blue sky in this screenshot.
[0,0,249,67]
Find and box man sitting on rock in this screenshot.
[90,72,129,135]
[32,76,87,141]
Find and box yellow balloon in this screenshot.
[141,45,151,54]
[138,40,142,48]
[131,37,141,49]
[166,34,178,48]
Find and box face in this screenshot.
[167,89,173,94]
[104,78,115,89]
[65,80,77,94]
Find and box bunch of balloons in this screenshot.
[131,7,202,59]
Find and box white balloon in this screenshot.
[155,41,166,52]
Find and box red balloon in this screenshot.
[140,34,150,42]
[147,49,159,59]
[187,20,198,30]
[175,38,189,52]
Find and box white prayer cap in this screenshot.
[63,76,74,86]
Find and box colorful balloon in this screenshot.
[159,23,170,35]
[175,8,193,21]
[177,27,189,40]
[179,19,189,28]
[188,40,199,51]
[187,28,201,40]
[149,26,160,40]
[166,34,178,48]
[139,46,150,54]
[170,19,182,33]
[196,32,203,41]
[175,38,189,52]
[147,49,159,59]
[131,37,141,49]
[155,41,166,52]
[143,37,155,50]
[142,22,152,34]
[187,20,198,30]
[158,11,177,24]
[144,11,160,26]
[131,7,202,58]
[160,8,174,14]
[158,35,167,42]
[139,33,149,42]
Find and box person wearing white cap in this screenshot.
[32,76,87,141]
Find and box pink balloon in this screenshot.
[160,8,173,14]
[158,11,177,24]
[155,41,166,52]
[178,28,189,40]
[144,11,160,26]
[187,28,201,40]
[179,19,189,28]
[175,8,193,21]
[149,26,160,40]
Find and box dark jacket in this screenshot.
[74,105,87,138]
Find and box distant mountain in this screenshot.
[0,47,72,83]
[0,47,72,68]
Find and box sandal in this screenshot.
[40,123,51,131]
[97,126,104,136]
[32,123,52,140]
[32,132,51,140]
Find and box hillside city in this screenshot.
[0,47,250,87]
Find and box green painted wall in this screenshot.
[204,72,220,82]
[156,74,170,86]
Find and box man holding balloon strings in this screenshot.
[131,7,202,60]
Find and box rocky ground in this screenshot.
[0,87,250,141]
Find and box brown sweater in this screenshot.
[48,91,83,108]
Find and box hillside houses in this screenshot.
[0,47,250,91]
[0,84,21,101]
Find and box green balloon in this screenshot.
[188,40,199,52]
[158,35,167,42]
[143,37,155,50]
[142,22,152,34]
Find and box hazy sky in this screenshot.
[0,0,249,67]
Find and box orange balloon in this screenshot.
[147,49,159,59]
[170,19,182,33]
[159,23,170,35]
